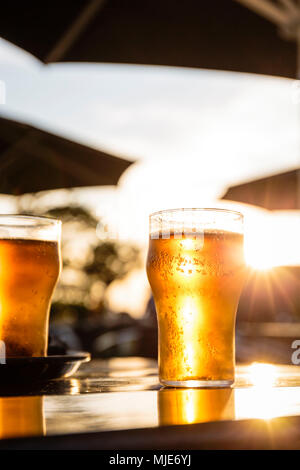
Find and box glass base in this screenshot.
[160,379,234,388]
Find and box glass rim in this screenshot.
[149,207,243,219]
[0,214,61,229]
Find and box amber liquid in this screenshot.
[0,396,45,439]
[147,230,245,384]
[158,388,235,425]
[0,239,61,357]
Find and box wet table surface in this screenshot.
[1,357,300,442]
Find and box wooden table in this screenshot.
[1,358,300,449]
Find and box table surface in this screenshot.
[1,357,300,442]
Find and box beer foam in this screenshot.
[150,228,243,239]
[0,216,61,242]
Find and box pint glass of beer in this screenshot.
[0,216,61,357]
[146,208,245,387]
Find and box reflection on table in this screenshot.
[158,388,235,425]
[0,396,45,439]
[1,360,300,440]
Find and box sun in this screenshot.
[245,249,275,271]
[243,207,300,271]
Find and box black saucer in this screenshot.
[0,351,90,384]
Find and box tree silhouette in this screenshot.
[85,242,140,286]
[18,202,141,320]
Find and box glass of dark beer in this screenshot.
[146,208,245,387]
[0,215,61,357]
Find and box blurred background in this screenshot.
[0,0,299,363]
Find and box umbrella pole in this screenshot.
[15,196,23,215]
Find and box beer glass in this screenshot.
[0,215,61,357]
[146,208,245,387]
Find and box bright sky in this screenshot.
[0,38,299,316]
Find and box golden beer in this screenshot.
[0,396,45,439]
[0,216,61,357]
[158,388,235,425]
[146,209,245,387]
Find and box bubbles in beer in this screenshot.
[0,239,60,357]
[147,229,245,383]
